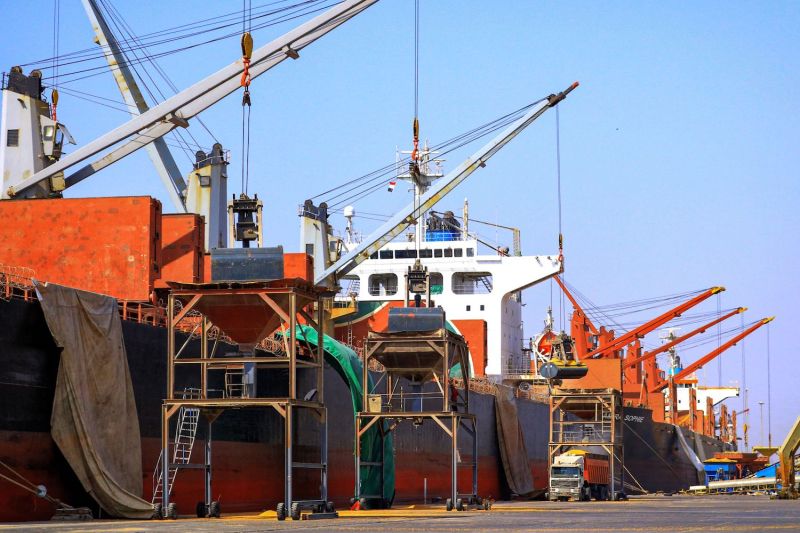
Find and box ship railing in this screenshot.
[0,264,36,301]
[556,428,612,443]
[366,391,453,413]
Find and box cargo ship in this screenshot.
[0,2,759,521]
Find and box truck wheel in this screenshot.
[581,487,591,501]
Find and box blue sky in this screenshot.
[2,1,798,446]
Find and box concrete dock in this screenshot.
[1,495,798,532]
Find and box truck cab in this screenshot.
[549,450,610,501]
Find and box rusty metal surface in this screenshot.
[157,214,205,288]
[0,196,161,301]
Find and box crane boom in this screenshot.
[587,286,725,359]
[554,275,599,335]
[623,307,746,370]
[316,82,579,284]
[651,317,774,392]
[81,0,187,211]
[6,0,378,199]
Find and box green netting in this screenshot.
[287,325,395,503]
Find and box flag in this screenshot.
[387,180,397,192]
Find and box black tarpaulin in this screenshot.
[494,386,535,497]
[34,282,152,519]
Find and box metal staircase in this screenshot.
[152,389,201,504]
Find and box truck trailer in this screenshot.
[548,450,610,501]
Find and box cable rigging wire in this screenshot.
[315,99,548,210]
[50,0,61,122]
[555,105,565,330]
[23,0,312,68]
[96,0,195,163]
[240,0,254,195]
[101,0,220,147]
[37,0,337,85]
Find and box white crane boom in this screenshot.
[5,0,378,199]
[316,82,579,285]
[81,0,187,212]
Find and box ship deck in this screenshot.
[2,495,797,532]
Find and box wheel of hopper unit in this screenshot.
[290,502,301,520]
[445,498,453,511]
[196,501,207,518]
[209,501,220,518]
[166,502,178,519]
[326,501,335,513]
[276,502,287,521]
[456,498,465,512]
[152,503,163,520]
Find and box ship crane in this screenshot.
[3,0,379,203]
[586,286,725,360]
[316,82,580,285]
[622,307,747,371]
[650,316,774,393]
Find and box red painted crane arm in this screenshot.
[587,286,725,359]
[652,317,774,392]
[623,307,746,370]
[554,276,599,335]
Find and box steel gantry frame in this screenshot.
[159,279,335,521]
[354,327,487,511]
[549,388,624,499]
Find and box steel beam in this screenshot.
[8,0,379,198]
[81,0,187,210]
[317,82,578,284]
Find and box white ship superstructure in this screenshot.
[303,146,561,378]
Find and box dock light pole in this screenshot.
[758,401,765,445]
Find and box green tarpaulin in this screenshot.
[288,326,395,503]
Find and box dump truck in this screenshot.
[548,450,610,501]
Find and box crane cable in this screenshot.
[50,0,61,122]
[556,105,565,330]
[411,0,420,166]
[241,0,254,194]
[412,0,420,253]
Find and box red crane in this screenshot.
[623,307,746,370]
[651,317,774,392]
[586,286,725,360]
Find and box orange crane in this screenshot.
[623,307,747,371]
[585,286,725,360]
[553,276,607,357]
[651,317,774,392]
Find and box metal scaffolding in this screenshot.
[157,279,335,521]
[549,388,624,499]
[354,325,488,511]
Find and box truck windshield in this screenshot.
[551,467,580,478]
